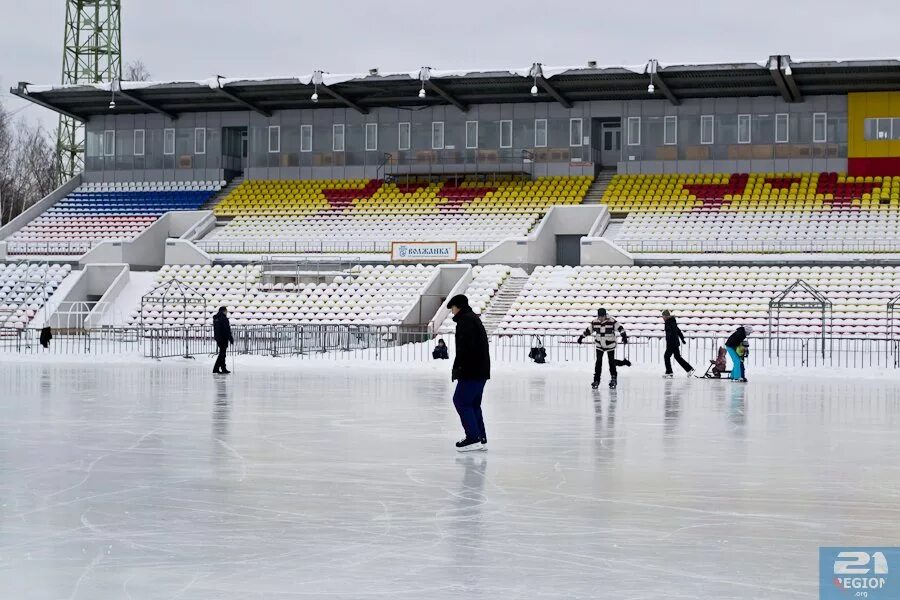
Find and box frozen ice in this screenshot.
[1,361,899,599]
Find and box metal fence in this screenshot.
[619,239,900,254]
[196,240,491,255]
[2,324,900,370]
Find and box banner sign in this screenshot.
[391,242,458,262]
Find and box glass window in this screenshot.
[864,118,877,140]
[500,120,512,148]
[465,121,478,149]
[333,124,345,152]
[432,122,445,150]
[627,117,641,146]
[103,130,115,156]
[663,116,677,145]
[813,112,827,143]
[134,129,145,156]
[894,118,900,140]
[534,119,547,147]
[700,115,714,145]
[268,126,280,153]
[737,114,751,144]
[195,127,206,154]
[163,128,175,155]
[876,118,892,140]
[300,125,312,152]
[365,123,378,151]
[569,118,583,147]
[775,113,789,143]
[399,122,411,151]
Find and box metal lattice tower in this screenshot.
[58,0,122,180]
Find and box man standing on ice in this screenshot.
[447,294,490,452]
[661,310,694,378]
[212,306,234,375]
[578,308,630,389]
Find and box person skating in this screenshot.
[578,308,630,389]
[447,294,490,452]
[724,325,753,382]
[212,306,234,374]
[661,309,694,378]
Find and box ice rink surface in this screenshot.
[1,360,900,599]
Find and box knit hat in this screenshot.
[743,325,754,334]
[661,309,671,317]
[597,308,607,317]
[218,306,227,313]
[446,294,470,309]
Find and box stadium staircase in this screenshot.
[203,175,245,213]
[582,171,616,205]
[479,274,529,334]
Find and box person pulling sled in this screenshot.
[578,308,630,389]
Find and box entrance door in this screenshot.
[600,123,622,168]
[556,235,581,267]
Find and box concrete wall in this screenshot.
[402,263,469,327]
[423,264,472,331]
[478,205,605,266]
[48,264,128,329]
[84,265,131,328]
[164,240,214,265]
[79,211,213,268]
[580,238,635,266]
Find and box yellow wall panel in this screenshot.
[848,91,900,158]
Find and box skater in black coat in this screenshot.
[432,339,449,360]
[212,307,234,374]
[447,294,490,452]
[662,310,694,378]
[725,325,753,382]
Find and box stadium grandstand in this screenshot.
[3,56,900,343]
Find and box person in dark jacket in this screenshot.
[447,294,490,452]
[661,310,694,378]
[432,339,449,360]
[724,325,753,382]
[577,308,630,389]
[212,307,234,374]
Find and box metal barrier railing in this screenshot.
[196,240,491,255]
[2,325,900,370]
[619,238,900,254]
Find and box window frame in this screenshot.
[432,121,445,150]
[300,124,312,152]
[737,114,752,144]
[775,113,789,144]
[133,129,145,156]
[103,130,115,157]
[268,125,281,153]
[332,124,345,152]
[365,123,378,151]
[465,120,478,149]
[534,119,548,148]
[163,128,175,155]
[194,127,207,155]
[398,122,411,151]
[813,112,827,143]
[499,119,512,149]
[569,118,583,147]
[700,115,714,145]
[627,117,641,146]
[663,115,677,145]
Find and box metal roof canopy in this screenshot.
[13,57,900,122]
[768,279,833,360]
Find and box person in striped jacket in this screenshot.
[578,308,631,389]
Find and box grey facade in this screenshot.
[83,94,849,182]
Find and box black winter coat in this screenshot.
[664,317,686,348]
[452,307,490,381]
[213,312,234,346]
[725,326,747,349]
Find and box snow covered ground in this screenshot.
[1,360,899,599]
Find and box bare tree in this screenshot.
[123,60,152,82]
[0,98,60,226]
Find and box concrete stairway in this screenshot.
[202,175,244,212]
[480,274,529,334]
[582,170,616,204]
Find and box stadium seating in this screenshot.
[0,263,71,330]
[603,173,900,252]
[129,263,437,328]
[203,176,591,253]
[6,181,223,255]
[437,265,511,333]
[497,265,900,337]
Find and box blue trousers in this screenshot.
[726,346,744,380]
[453,379,487,441]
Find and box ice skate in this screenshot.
[591,380,600,389]
[686,369,695,377]
[662,373,674,379]
[621,359,632,367]
[455,437,485,452]
[609,377,617,389]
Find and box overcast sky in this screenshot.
[2,0,899,131]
